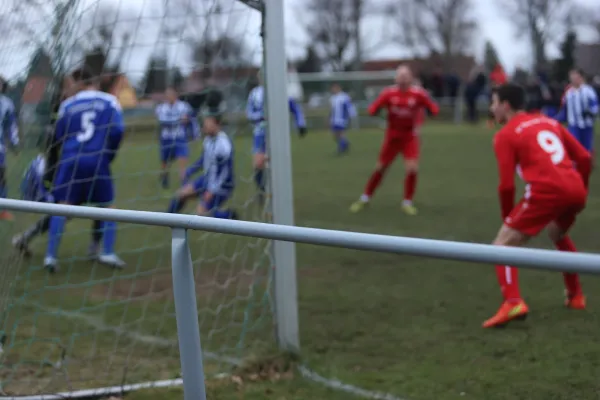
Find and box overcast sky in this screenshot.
[0,0,598,83]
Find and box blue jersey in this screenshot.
[555,84,599,129]
[55,90,124,168]
[329,91,356,130]
[21,154,51,202]
[246,86,306,137]
[184,131,234,196]
[0,94,19,163]
[155,100,196,141]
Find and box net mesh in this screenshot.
[0,0,274,396]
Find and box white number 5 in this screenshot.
[77,111,96,142]
[537,130,565,164]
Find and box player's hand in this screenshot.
[299,127,307,137]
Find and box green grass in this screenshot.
[2,123,600,399]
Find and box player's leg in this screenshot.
[175,141,189,184]
[44,164,77,272]
[350,137,400,212]
[88,219,103,257]
[12,215,51,257]
[253,134,268,202]
[482,223,532,328]
[167,182,198,214]
[401,136,419,216]
[547,204,586,309]
[332,127,349,154]
[91,175,125,268]
[0,153,13,221]
[159,142,173,189]
[196,192,238,220]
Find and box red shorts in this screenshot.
[378,133,419,165]
[505,191,586,236]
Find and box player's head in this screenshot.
[71,66,99,90]
[395,64,413,88]
[165,87,178,104]
[569,68,585,87]
[331,83,341,93]
[203,115,222,136]
[490,83,526,123]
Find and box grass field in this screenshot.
[2,122,600,400]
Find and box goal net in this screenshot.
[0,0,277,397]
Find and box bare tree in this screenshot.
[384,0,477,68]
[495,0,574,69]
[301,0,378,71]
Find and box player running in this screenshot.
[246,73,307,201]
[156,87,195,189]
[350,65,439,216]
[44,68,126,273]
[329,83,356,154]
[166,114,237,219]
[484,83,591,329]
[554,68,598,152]
[0,77,20,221]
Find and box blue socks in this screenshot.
[101,220,117,254]
[254,169,265,192]
[213,209,235,219]
[46,216,67,259]
[336,135,349,154]
[168,197,186,213]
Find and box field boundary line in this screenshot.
[1,306,406,400]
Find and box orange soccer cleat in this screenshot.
[482,300,529,328]
[0,211,14,221]
[565,292,586,310]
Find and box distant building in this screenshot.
[575,43,600,78]
[362,53,476,81]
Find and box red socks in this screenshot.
[495,265,521,301]
[404,171,417,202]
[555,236,582,295]
[364,170,384,197]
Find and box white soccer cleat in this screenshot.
[43,256,59,274]
[98,253,126,269]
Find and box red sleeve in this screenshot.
[368,89,388,116]
[419,91,439,116]
[561,125,592,188]
[493,131,517,220]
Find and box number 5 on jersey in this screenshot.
[537,130,565,164]
[77,111,97,142]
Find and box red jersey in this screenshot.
[368,86,438,136]
[493,112,591,218]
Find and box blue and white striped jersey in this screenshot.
[330,92,356,129]
[184,131,234,195]
[557,84,599,129]
[155,100,195,140]
[0,94,19,155]
[246,86,306,137]
[21,154,51,202]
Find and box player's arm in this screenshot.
[44,103,67,186]
[106,100,125,162]
[419,91,439,117]
[367,89,389,116]
[206,141,233,195]
[288,98,306,130]
[585,87,598,118]
[346,97,357,120]
[183,153,204,184]
[553,91,568,122]
[246,91,263,123]
[2,100,20,152]
[493,131,517,220]
[560,125,592,187]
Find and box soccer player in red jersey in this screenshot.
[484,83,591,329]
[349,65,439,215]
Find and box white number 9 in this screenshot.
[537,130,565,164]
[77,111,97,142]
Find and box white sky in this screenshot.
[0,0,598,83]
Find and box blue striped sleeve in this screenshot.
[288,98,306,128]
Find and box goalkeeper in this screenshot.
[12,90,103,258]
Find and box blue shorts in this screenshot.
[253,134,266,155]
[189,175,231,210]
[331,125,347,134]
[568,126,594,151]
[53,160,114,205]
[160,140,189,163]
